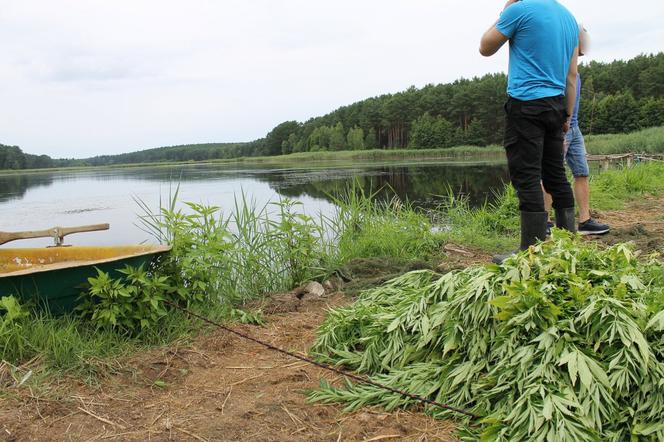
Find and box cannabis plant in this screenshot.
[310,231,664,441]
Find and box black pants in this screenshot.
[504,96,574,212]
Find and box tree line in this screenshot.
[256,52,664,155]
[0,144,59,170]
[2,52,663,170]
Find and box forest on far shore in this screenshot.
[2,52,663,170]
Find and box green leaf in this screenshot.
[542,395,553,421]
[567,352,578,386]
[386,317,401,333]
[150,298,160,310]
[489,295,512,310]
[153,380,168,389]
[0,296,28,322]
[577,351,593,389]
[584,356,611,388]
[646,310,664,331]
[633,421,664,435]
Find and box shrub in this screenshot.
[76,265,177,333]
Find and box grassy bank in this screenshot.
[0,301,201,384]
[585,125,664,155]
[1,186,443,383]
[308,165,664,441]
[436,161,664,252]
[231,144,503,164]
[3,162,664,386]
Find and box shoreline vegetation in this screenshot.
[2,162,664,439]
[3,162,664,373]
[1,125,664,177]
[0,144,504,176]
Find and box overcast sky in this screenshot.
[1,0,663,158]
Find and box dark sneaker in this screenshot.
[546,221,554,236]
[578,218,610,235]
[492,251,516,264]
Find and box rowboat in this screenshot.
[0,224,171,314]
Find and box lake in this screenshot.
[0,159,509,248]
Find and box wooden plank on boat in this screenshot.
[0,224,110,246]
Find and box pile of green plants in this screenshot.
[309,231,664,440]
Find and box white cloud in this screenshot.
[1,0,662,157]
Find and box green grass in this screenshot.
[586,126,664,155]
[240,145,503,164]
[0,300,271,392]
[438,161,664,252]
[0,301,257,387]
[433,186,520,253]
[591,162,664,210]
[327,187,440,266]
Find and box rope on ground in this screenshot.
[164,300,481,420]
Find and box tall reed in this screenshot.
[586,125,664,155]
[135,181,440,304]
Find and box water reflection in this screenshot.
[1,161,509,208]
[0,160,508,247]
[261,162,510,208]
[0,173,55,203]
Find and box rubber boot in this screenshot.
[520,211,549,249]
[554,207,577,233]
[492,211,548,264]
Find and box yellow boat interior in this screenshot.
[0,245,171,277]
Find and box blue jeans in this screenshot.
[564,126,590,177]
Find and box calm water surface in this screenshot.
[0,159,508,248]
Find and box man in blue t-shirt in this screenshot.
[480,0,580,263]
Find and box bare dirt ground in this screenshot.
[0,291,456,442]
[588,194,664,253]
[1,195,662,442]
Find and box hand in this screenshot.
[563,119,570,134]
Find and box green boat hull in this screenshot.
[0,245,171,315]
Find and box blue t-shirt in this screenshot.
[570,73,581,127]
[496,0,579,101]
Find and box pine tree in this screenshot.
[347,126,365,150]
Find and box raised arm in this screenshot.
[480,25,509,57]
[564,46,579,132]
[480,0,520,57]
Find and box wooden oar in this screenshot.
[0,223,110,246]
